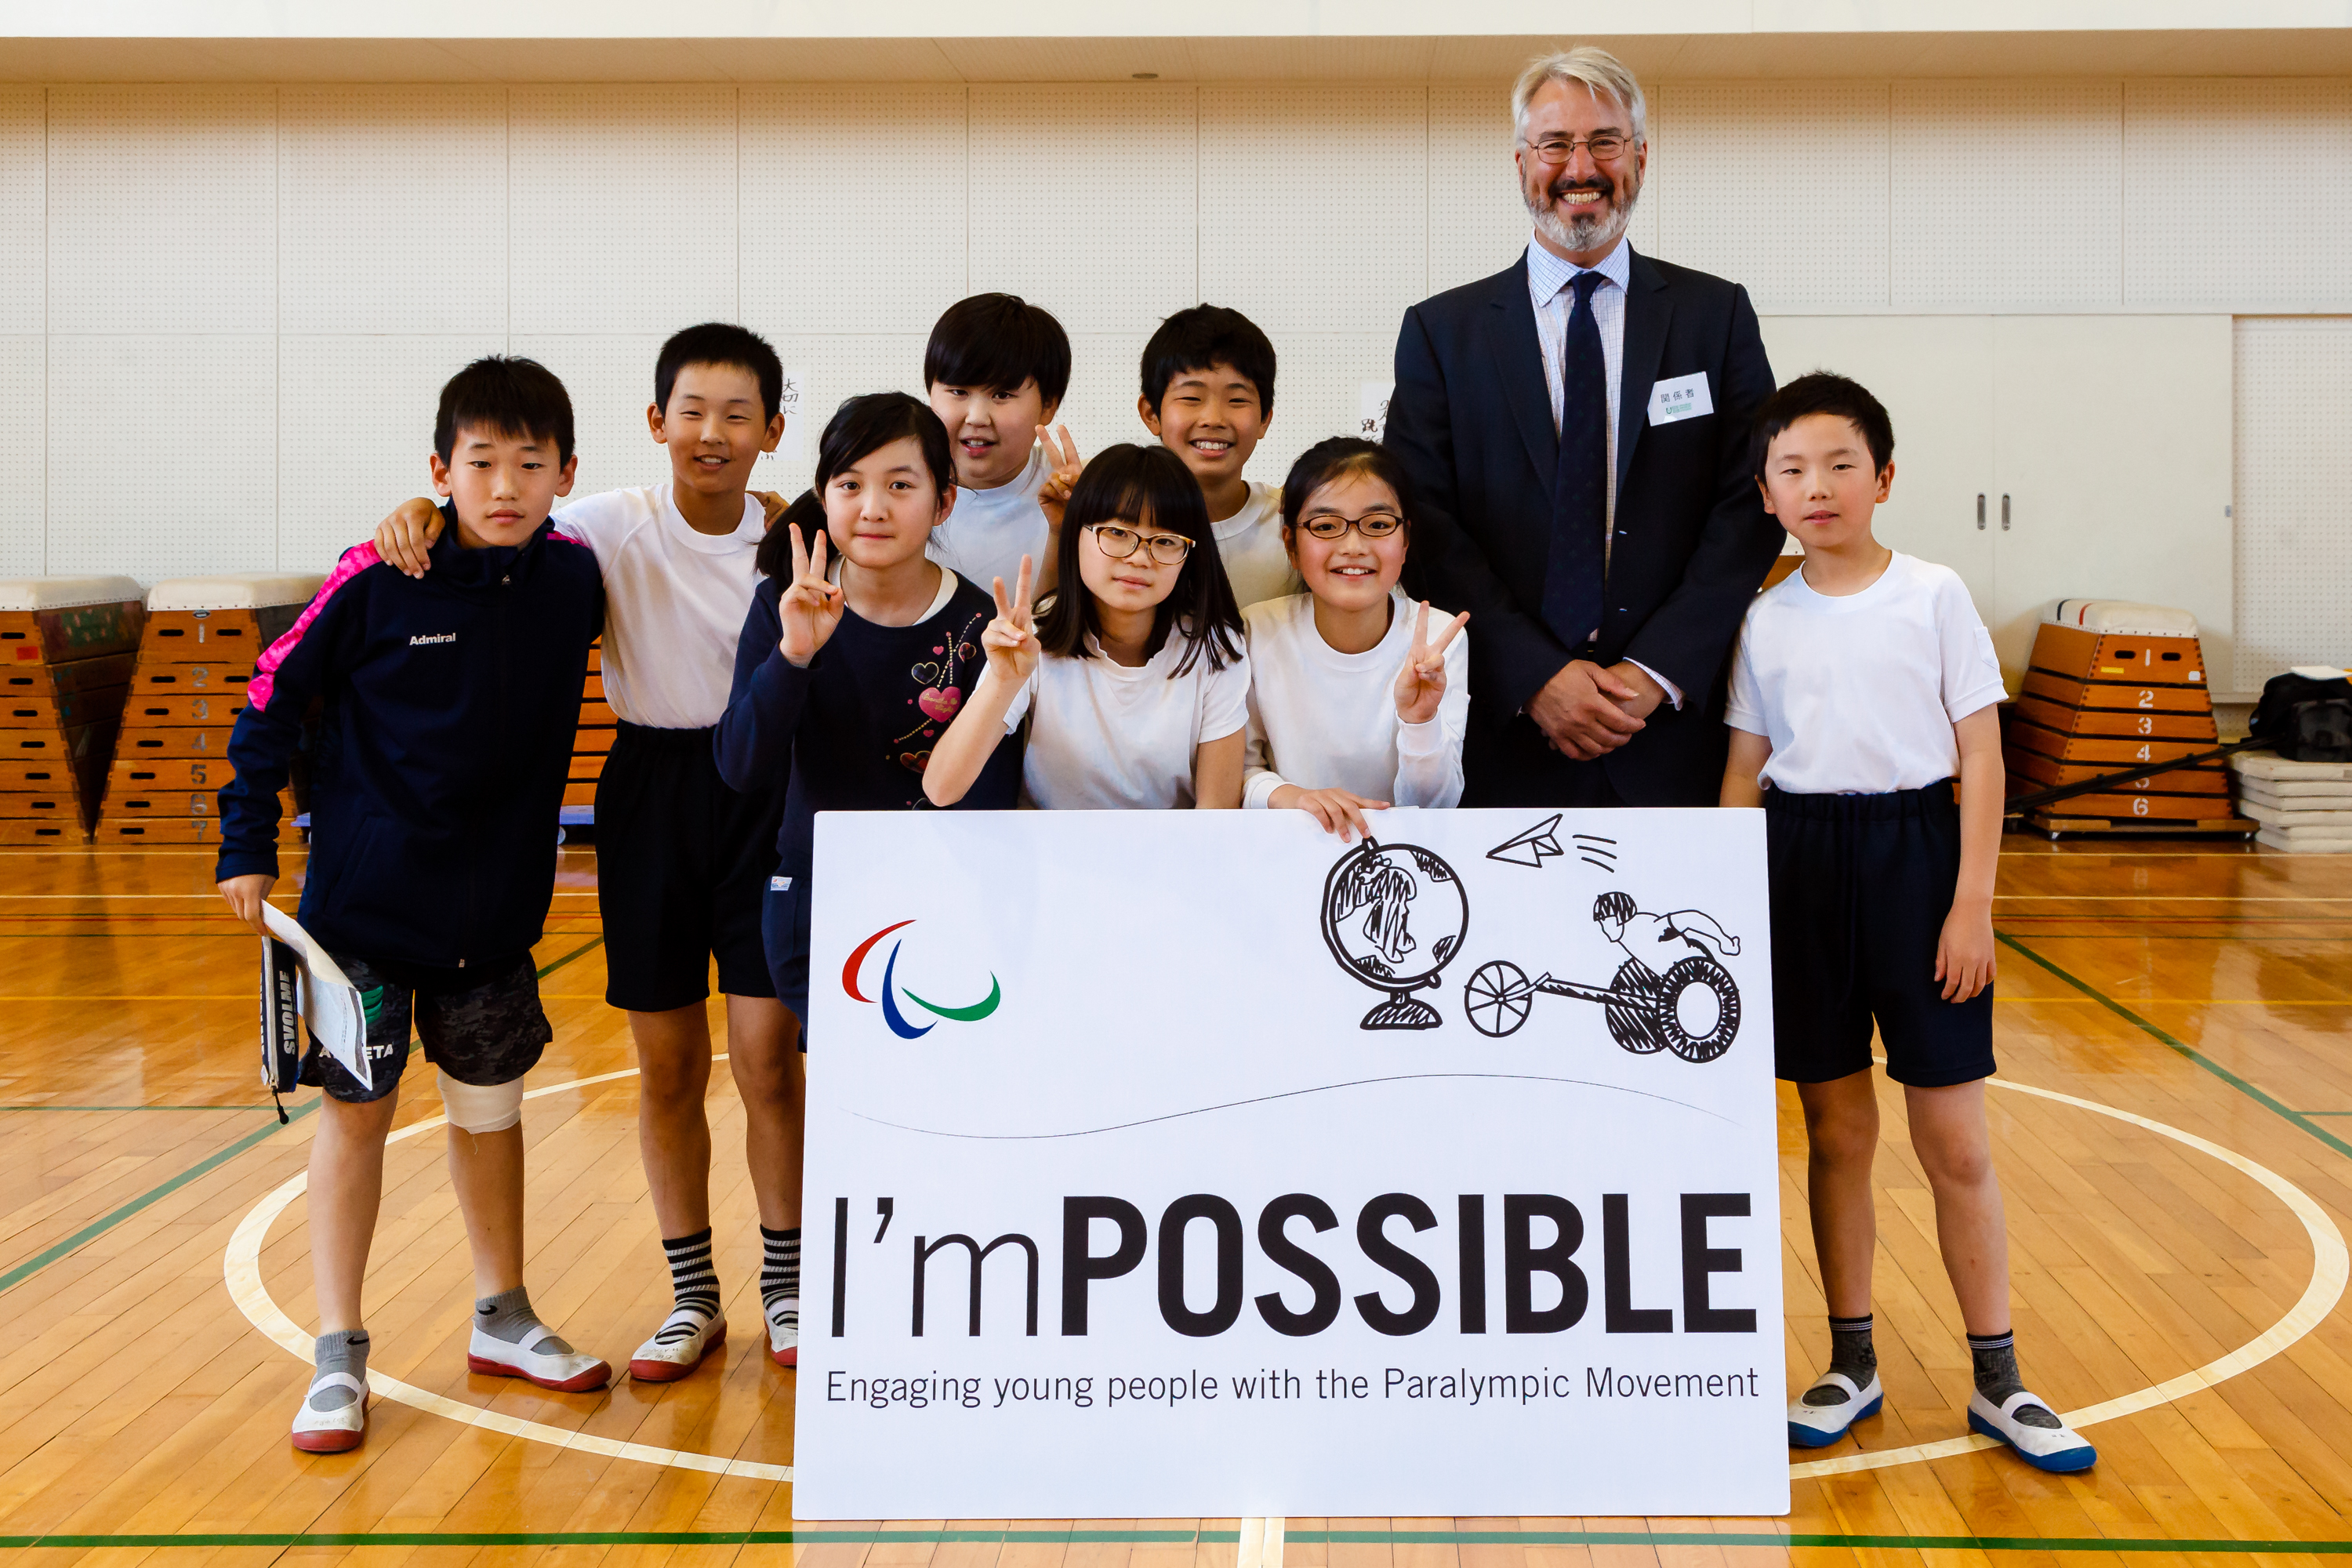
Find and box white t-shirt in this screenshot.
[1242,590,1469,811]
[1726,551,2008,795]
[1001,629,1253,810]
[927,443,1051,593]
[551,485,767,730]
[1215,482,1301,612]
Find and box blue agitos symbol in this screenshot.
[840,920,1003,1040]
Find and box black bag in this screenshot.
[2252,670,2352,763]
[260,936,303,1121]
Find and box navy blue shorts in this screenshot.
[760,871,811,1053]
[1765,780,1995,1089]
[595,722,786,1011]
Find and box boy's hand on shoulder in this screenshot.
[219,873,276,937]
[981,556,1042,686]
[777,522,844,668]
[753,491,791,529]
[1034,425,1084,528]
[375,497,443,579]
[1935,901,1995,1003]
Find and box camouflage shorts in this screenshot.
[304,950,551,1104]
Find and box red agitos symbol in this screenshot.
[842,920,1002,1040]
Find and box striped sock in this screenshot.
[1969,1329,2058,1427]
[654,1229,720,1346]
[1804,1313,1875,1406]
[760,1225,800,1332]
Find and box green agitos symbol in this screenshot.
[841,920,1002,1040]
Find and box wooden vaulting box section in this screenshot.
[0,576,146,844]
[568,641,606,816]
[96,575,320,847]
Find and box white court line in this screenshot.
[225,1065,2342,1490]
[1236,1517,1285,1568]
[223,1060,793,1483]
[1789,1070,2350,1477]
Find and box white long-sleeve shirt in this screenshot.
[1241,590,1469,811]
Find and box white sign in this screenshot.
[1358,380,1395,443]
[797,808,1784,1519]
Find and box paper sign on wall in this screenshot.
[1359,380,1396,443]
[797,808,1786,1519]
[758,368,811,465]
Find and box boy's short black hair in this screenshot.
[655,321,785,423]
[434,355,575,466]
[1140,304,1276,415]
[1751,371,1894,478]
[1036,443,1243,676]
[754,392,956,581]
[924,293,1073,405]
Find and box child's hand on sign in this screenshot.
[1392,601,1469,726]
[1268,784,1389,843]
[982,555,1043,686]
[219,872,276,937]
[375,497,444,578]
[776,522,845,668]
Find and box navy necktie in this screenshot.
[1542,269,1608,653]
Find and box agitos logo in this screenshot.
[842,920,1003,1039]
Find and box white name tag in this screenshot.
[770,876,793,891]
[1648,371,1713,426]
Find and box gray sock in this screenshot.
[1803,1314,1876,1407]
[475,1286,573,1354]
[310,1329,369,1412]
[1969,1330,2060,1428]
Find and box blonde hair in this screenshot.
[1511,46,1647,146]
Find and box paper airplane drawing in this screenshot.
[1486,815,1565,868]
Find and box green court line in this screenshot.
[3,1528,2351,1553]
[1998,932,2352,1164]
[0,1104,278,1112]
[0,936,608,1299]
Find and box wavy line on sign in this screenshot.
[844,1071,1736,1141]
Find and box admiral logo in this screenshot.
[409,633,457,645]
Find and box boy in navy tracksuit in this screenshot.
[216,357,610,1454]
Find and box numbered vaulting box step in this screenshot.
[0,575,147,841]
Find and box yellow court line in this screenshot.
[1790,1069,2351,1478]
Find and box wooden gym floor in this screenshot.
[2,840,2350,1566]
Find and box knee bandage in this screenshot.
[436,1070,524,1134]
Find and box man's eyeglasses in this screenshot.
[1522,133,1632,165]
[1085,523,1196,564]
[1297,510,1406,541]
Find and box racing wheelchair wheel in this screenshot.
[1463,960,1534,1038]
[1659,956,1740,1062]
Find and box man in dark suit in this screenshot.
[1386,46,1784,808]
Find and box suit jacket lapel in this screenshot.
[1489,253,1558,491]
[1616,246,1672,495]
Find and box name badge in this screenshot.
[1648,372,1713,426]
[770,876,793,891]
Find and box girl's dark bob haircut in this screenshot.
[1277,437,1418,532]
[755,391,956,579]
[1036,442,1243,675]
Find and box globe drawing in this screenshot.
[1320,837,1469,1030]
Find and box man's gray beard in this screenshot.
[1527,183,1639,255]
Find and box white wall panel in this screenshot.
[48,87,274,335]
[1200,85,1427,337]
[0,337,39,574]
[506,334,676,505]
[48,336,274,579]
[2233,318,2352,690]
[968,84,1196,336]
[0,90,41,336]
[2125,80,2352,311]
[1893,81,2122,309]
[740,85,967,337]
[1249,332,1398,488]
[510,86,737,336]
[732,333,932,500]
[277,335,505,575]
[280,87,506,336]
[1656,82,1889,309]
[1053,330,1152,482]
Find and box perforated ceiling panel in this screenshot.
[1893,80,2123,310]
[49,87,274,336]
[509,86,737,336]
[1199,84,1428,338]
[47,336,276,579]
[2233,318,2352,690]
[0,89,41,338]
[968,84,1197,336]
[2126,80,2352,312]
[1656,82,1889,310]
[278,334,506,575]
[740,85,967,338]
[281,87,507,337]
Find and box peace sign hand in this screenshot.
[1034,425,1085,528]
[1392,601,1469,725]
[982,554,1043,686]
[777,521,845,668]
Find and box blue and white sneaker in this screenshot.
[1788,1371,1882,1448]
[1969,1389,2096,1472]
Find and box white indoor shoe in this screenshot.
[290,1369,368,1454]
[1969,1388,2097,1472]
[466,1322,611,1392]
[627,1309,727,1383]
[1787,1371,1882,1448]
